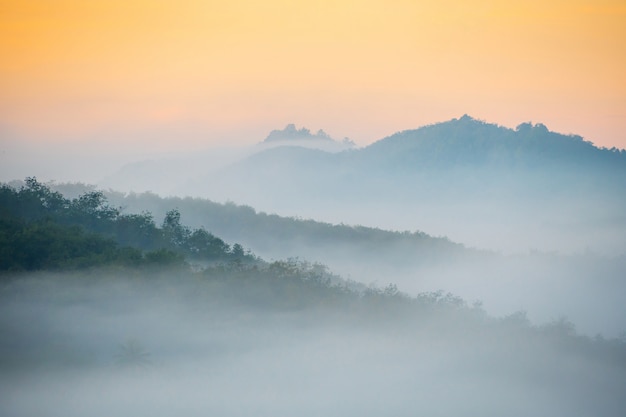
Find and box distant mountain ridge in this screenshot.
[264,124,334,142]
[187,115,626,254]
[102,115,625,196]
[96,115,626,254]
[259,123,356,152]
[361,115,625,172]
[203,115,626,194]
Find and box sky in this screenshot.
[1,0,625,152]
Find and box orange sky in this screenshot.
[1,0,625,149]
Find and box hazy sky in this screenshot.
[1,0,625,149]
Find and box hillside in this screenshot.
[362,115,625,172]
[0,179,256,272]
[182,116,626,255]
[3,263,626,417]
[3,177,626,417]
[99,116,626,212]
[39,182,626,338]
[106,190,471,263]
[43,179,472,268]
[196,116,626,199]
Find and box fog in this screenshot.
[43,118,621,257]
[0,128,256,186]
[3,117,626,415]
[6,118,622,256]
[62,117,624,341]
[74,187,624,339]
[1,270,625,417]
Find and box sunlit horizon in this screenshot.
[1,0,625,151]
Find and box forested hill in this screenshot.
[62,185,477,270]
[0,178,256,272]
[3,184,626,417]
[197,115,626,196]
[1,179,475,280]
[361,115,626,172]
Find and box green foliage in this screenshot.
[113,212,162,250]
[0,214,189,271]
[162,209,189,247]
[102,191,468,269]
[144,248,185,266]
[186,228,230,259]
[0,178,253,272]
[1,217,127,271]
[6,178,623,367]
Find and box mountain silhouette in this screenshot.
[188,115,625,254]
[197,115,625,198]
[98,115,626,253]
[263,124,334,142]
[360,115,623,172]
[258,123,355,152]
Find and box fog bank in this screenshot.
[1,270,625,417]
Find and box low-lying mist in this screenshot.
[88,189,626,338]
[1,268,625,417]
[4,113,626,415]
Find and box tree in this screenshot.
[186,228,230,259]
[143,248,184,266]
[115,212,161,250]
[71,191,118,219]
[231,243,245,258]
[162,209,190,248]
[4,177,69,221]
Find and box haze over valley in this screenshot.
[91,116,626,255]
[3,114,626,415]
[2,1,626,414]
[5,116,626,335]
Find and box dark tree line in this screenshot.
[0,178,254,272]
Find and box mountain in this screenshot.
[98,146,256,194]
[362,115,623,170]
[258,123,356,152]
[213,115,625,193]
[97,116,626,254]
[98,124,354,193]
[264,124,334,142]
[186,116,625,254]
[194,115,626,191]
